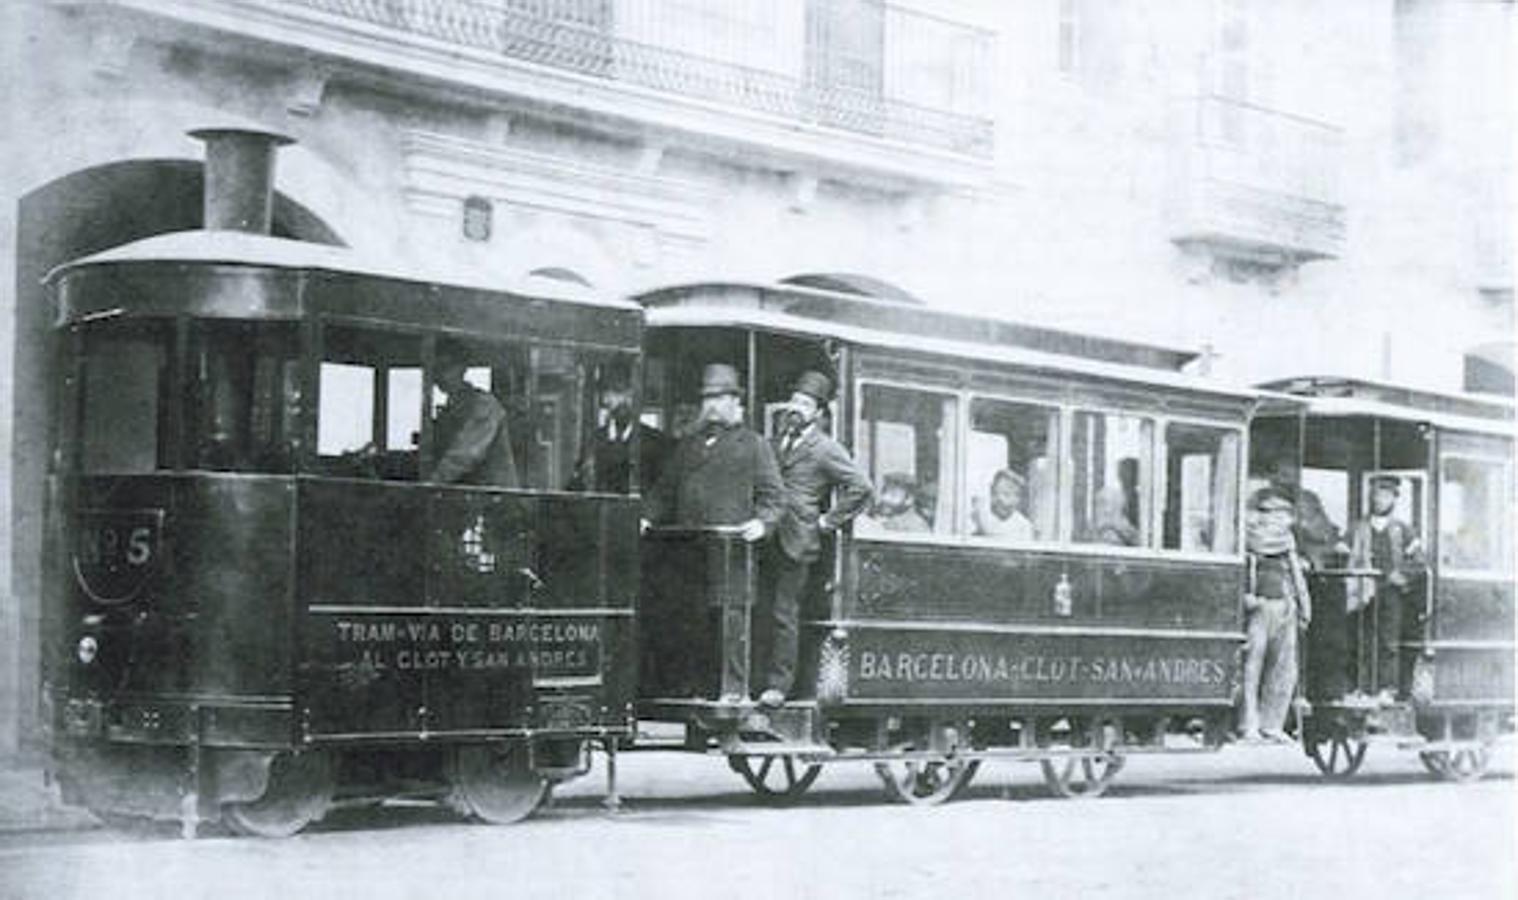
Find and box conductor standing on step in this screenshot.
[758,370,873,708]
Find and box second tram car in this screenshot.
[634,281,1257,803]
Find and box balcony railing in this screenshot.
[1171,95,1345,262]
[275,0,994,157]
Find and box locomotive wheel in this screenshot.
[728,754,823,801]
[1039,753,1124,799]
[1306,735,1367,779]
[446,743,548,825]
[222,751,335,838]
[874,757,978,806]
[1421,746,1490,784]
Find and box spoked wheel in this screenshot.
[1039,753,1125,799]
[222,751,335,838]
[447,743,549,825]
[728,754,823,801]
[1306,734,1368,779]
[1421,746,1491,784]
[874,757,979,806]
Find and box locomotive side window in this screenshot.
[855,383,959,536]
[319,326,424,480]
[1071,410,1152,548]
[79,323,171,474]
[967,397,1060,542]
[1439,454,1513,574]
[187,322,300,473]
[1160,422,1241,555]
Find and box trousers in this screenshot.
[1239,597,1299,735]
[757,547,809,696]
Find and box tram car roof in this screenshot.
[1255,375,1515,439]
[45,230,643,344]
[637,281,1261,402]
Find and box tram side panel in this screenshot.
[298,481,637,745]
[1428,576,1515,706]
[828,541,1242,717]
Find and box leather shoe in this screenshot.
[758,689,785,709]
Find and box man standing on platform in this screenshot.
[1345,475,1425,700]
[758,370,873,708]
[1239,487,1312,742]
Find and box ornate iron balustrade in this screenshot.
[278,0,994,157]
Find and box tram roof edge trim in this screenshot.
[1258,394,1517,439]
[644,305,1262,401]
[44,231,640,312]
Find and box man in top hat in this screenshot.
[1239,486,1312,742]
[429,339,518,487]
[568,367,668,494]
[1344,474,1426,700]
[757,370,874,708]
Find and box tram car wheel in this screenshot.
[1038,753,1125,799]
[727,754,824,801]
[1419,746,1491,783]
[445,743,549,825]
[1303,725,1368,780]
[221,751,336,838]
[873,757,980,806]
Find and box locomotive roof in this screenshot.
[644,301,1261,402]
[46,230,641,312]
[637,281,1200,372]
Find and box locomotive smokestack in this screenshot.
[188,128,294,234]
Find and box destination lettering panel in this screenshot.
[313,613,603,680]
[841,627,1240,702]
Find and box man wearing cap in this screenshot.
[1345,475,1426,700]
[1239,487,1312,742]
[429,341,518,487]
[757,370,874,708]
[568,369,668,494]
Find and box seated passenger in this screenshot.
[857,473,930,534]
[971,469,1035,540]
[1082,485,1139,546]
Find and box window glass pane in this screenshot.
[187,322,300,473]
[967,397,1059,542]
[1161,423,1241,554]
[320,327,423,480]
[566,355,647,495]
[318,363,372,456]
[855,383,958,537]
[81,324,171,474]
[526,346,590,492]
[1439,456,1513,572]
[1072,411,1151,548]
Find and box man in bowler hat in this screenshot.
[757,370,873,708]
[645,364,785,701]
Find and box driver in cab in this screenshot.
[428,340,519,487]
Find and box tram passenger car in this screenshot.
[1251,377,1514,780]
[635,281,1256,803]
[42,130,641,836]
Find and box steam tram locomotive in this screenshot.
[43,130,643,836]
[40,131,1512,837]
[1251,377,1514,781]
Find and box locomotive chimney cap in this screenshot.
[188,126,295,146]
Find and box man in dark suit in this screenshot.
[758,370,873,708]
[568,370,668,494]
[644,363,785,702]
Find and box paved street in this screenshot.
[1,742,1511,900]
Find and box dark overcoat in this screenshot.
[645,423,784,530]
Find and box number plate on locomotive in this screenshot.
[73,508,164,605]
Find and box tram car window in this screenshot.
[188,321,300,473]
[854,382,959,536]
[967,397,1059,543]
[1160,422,1241,555]
[1438,454,1513,574]
[1070,410,1152,548]
[318,325,425,480]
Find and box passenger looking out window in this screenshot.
[1072,411,1150,548]
[967,398,1058,541]
[971,469,1035,539]
[854,383,958,536]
